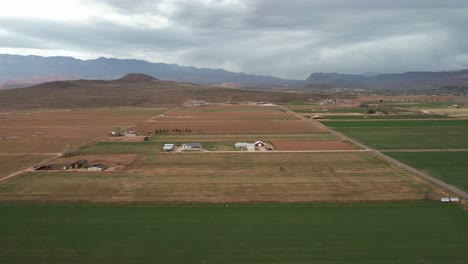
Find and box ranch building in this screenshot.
[63,159,87,170]
[234,142,256,151]
[235,142,249,149]
[88,164,108,172]
[181,143,203,149]
[163,144,175,152]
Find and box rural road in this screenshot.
[280,105,468,199]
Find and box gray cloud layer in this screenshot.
[1,0,468,79]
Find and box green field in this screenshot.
[322,120,468,128]
[384,102,460,109]
[292,108,372,113]
[386,152,468,192]
[0,202,466,263]
[327,127,468,150]
[318,114,450,120]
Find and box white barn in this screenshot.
[163,144,175,151]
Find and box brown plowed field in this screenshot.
[137,120,325,134]
[154,111,298,121]
[0,108,166,177]
[272,140,354,150]
[176,104,279,112]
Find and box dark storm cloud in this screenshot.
[1,0,468,78]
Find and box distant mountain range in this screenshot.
[305,71,468,91]
[1,54,468,93]
[0,73,314,110]
[0,54,295,89]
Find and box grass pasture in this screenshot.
[319,114,450,120]
[322,119,468,128]
[0,152,439,203]
[386,151,468,192]
[322,120,468,150]
[0,202,466,264]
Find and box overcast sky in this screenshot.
[1,0,468,79]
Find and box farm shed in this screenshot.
[63,159,87,170]
[34,164,52,171]
[246,143,255,152]
[440,197,450,202]
[235,142,249,149]
[88,164,108,171]
[235,142,256,151]
[163,144,175,152]
[181,143,203,149]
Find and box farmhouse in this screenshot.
[163,144,175,152]
[63,159,87,170]
[181,143,203,149]
[88,164,108,172]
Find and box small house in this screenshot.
[88,164,108,172]
[450,197,460,202]
[181,143,203,149]
[163,144,175,152]
[440,197,450,202]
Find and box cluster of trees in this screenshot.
[154,129,202,134]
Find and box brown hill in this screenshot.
[0,75,319,111]
[117,73,159,82]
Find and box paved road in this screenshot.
[280,105,468,199]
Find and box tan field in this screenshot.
[0,152,443,203]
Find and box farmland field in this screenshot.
[385,152,468,192]
[0,152,441,203]
[322,119,468,128]
[318,114,450,120]
[0,154,54,179]
[0,202,466,264]
[136,120,325,134]
[0,107,167,153]
[271,140,354,150]
[321,120,468,150]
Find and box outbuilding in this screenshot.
[246,143,255,152]
[63,159,87,170]
[235,142,249,149]
[88,164,108,171]
[440,197,450,202]
[181,143,203,149]
[163,144,175,151]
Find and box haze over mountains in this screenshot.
[1,54,468,93]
